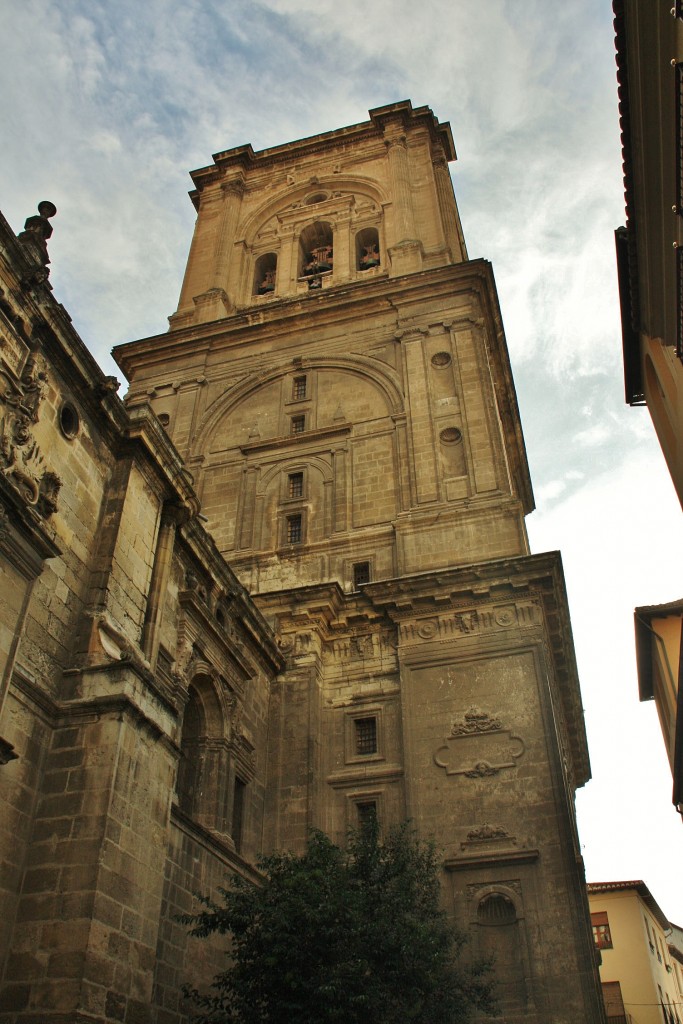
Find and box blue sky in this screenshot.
[3,0,682,921]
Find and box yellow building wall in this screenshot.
[589,888,678,1024]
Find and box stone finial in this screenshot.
[18,201,57,271]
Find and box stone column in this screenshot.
[433,148,464,262]
[402,329,438,504]
[141,504,182,668]
[213,177,246,295]
[332,447,347,532]
[384,131,416,243]
[239,467,259,549]
[333,212,353,283]
[276,226,298,297]
[384,128,423,274]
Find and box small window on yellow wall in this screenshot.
[291,414,305,434]
[591,911,613,949]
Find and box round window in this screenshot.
[439,427,462,444]
[431,351,452,368]
[59,402,79,439]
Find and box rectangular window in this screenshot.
[291,415,305,434]
[591,911,613,950]
[288,472,304,498]
[232,777,246,853]
[353,561,371,588]
[286,513,303,544]
[354,717,377,755]
[601,981,626,1021]
[356,800,377,831]
[292,375,307,400]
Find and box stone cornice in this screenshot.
[170,805,264,886]
[120,404,200,518]
[444,848,539,871]
[187,101,455,204]
[326,763,404,788]
[115,260,499,370]
[180,518,284,675]
[178,587,258,681]
[254,581,386,641]
[239,421,351,455]
[11,665,182,757]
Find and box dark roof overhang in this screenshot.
[613,0,644,404]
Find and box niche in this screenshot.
[439,425,467,478]
[356,226,380,271]
[254,251,278,295]
[476,892,527,1010]
[299,221,334,284]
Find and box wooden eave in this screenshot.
[613,0,644,402]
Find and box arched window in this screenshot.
[475,891,527,1010]
[176,685,205,819]
[356,227,380,271]
[176,675,229,833]
[299,221,334,285]
[477,892,517,925]
[254,252,278,295]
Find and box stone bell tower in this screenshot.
[114,101,604,1023]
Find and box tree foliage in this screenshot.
[183,823,495,1024]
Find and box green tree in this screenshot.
[183,823,495,1024]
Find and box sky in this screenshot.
[2,1,682,923]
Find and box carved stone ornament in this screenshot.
[227,692,244,734]
[0,417,61,518]
[0,504,9,542]
[450,706,502,736]
[433,707,525,779]
[172,638,196,684]
[17,201,57,272]
[466,823,513,843]
[0,352,61,518]
[464,762,500,778]
[466,879,522,901]
[277,634,294,654]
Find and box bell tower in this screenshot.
[114,102,604,1023]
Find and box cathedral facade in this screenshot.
[0,102,604,1022]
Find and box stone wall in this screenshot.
[0,206,282,1023]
